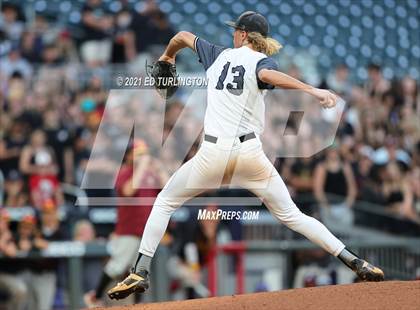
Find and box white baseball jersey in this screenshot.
[194,37,278,138]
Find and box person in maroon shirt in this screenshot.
[84,139,168,307]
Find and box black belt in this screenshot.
[204,132,256,144]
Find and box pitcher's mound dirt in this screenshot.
[99,280,419,310]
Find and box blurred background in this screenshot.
[0,0,419,309]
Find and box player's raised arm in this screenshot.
[158,31,197,64]
[258,68,338,108]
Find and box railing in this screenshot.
[2,182,88,220]
[240,193,420,239]
[208,238,420,296]
[207,242,247,296]
[2,192,419,307]
[0,242,171,310]
[4,192,419,237]
[2,237,418,309]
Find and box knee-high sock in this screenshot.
[133,253,152,273]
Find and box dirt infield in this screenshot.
[99,281,419,310]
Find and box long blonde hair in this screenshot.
[246,32,282,56]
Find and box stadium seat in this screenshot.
[3,0,417,78]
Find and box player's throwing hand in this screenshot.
[310,88,338,109]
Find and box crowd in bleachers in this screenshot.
[276,63,420,227]
[0,0,420,309]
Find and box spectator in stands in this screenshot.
[84,139,168,307]
[357,105,383,148]
[313,144,357,226]
[14,215,46,310]
[401,76,419,108]
[382,161,417,222]
[3,169,28,207]
[0,3,24,42]
[73,219,96,242]
[56,30,79,63]
[75,96,119,200]
[409,167,420,219]
[82,74,109,106]
[25,201,66,310]
[130,1,175,69]
[130,0,159,55]
[19,30,42,63]
[15,214,47,254]
[3,71,27,117]
[371,136,411,169]
[365,63,390,99]
[287,152,317,215]
[400,104,420,149]
[111,8,136,63]
[80,0,114,66]
[0,44,32,80]
[39,199,65,240]
[35,42,70,97]
[43,108,74,183]
[72,91,102,185]
[73,220,104,294]
[0,209,28,310]
[19,129,64,210]
[412,142,420,169]
[41,43,63,67]
[147,8,175,47]
[10,205,62,310]
[0,118,27,176]
[31,14,49,38]
[168,204,229,299]
[352,145,383,204]
[327,64,352,99]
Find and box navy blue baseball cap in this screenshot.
[225,11,269,37]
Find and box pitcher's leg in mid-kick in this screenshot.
[107,142,229,300]
[235,143,384,282]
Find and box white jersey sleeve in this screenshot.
[194,38,278,138]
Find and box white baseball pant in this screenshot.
[139,135,345,257]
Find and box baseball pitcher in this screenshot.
[108,11,384,300]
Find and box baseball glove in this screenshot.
[147,60,178,99]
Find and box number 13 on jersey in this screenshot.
[216,62,246,96]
